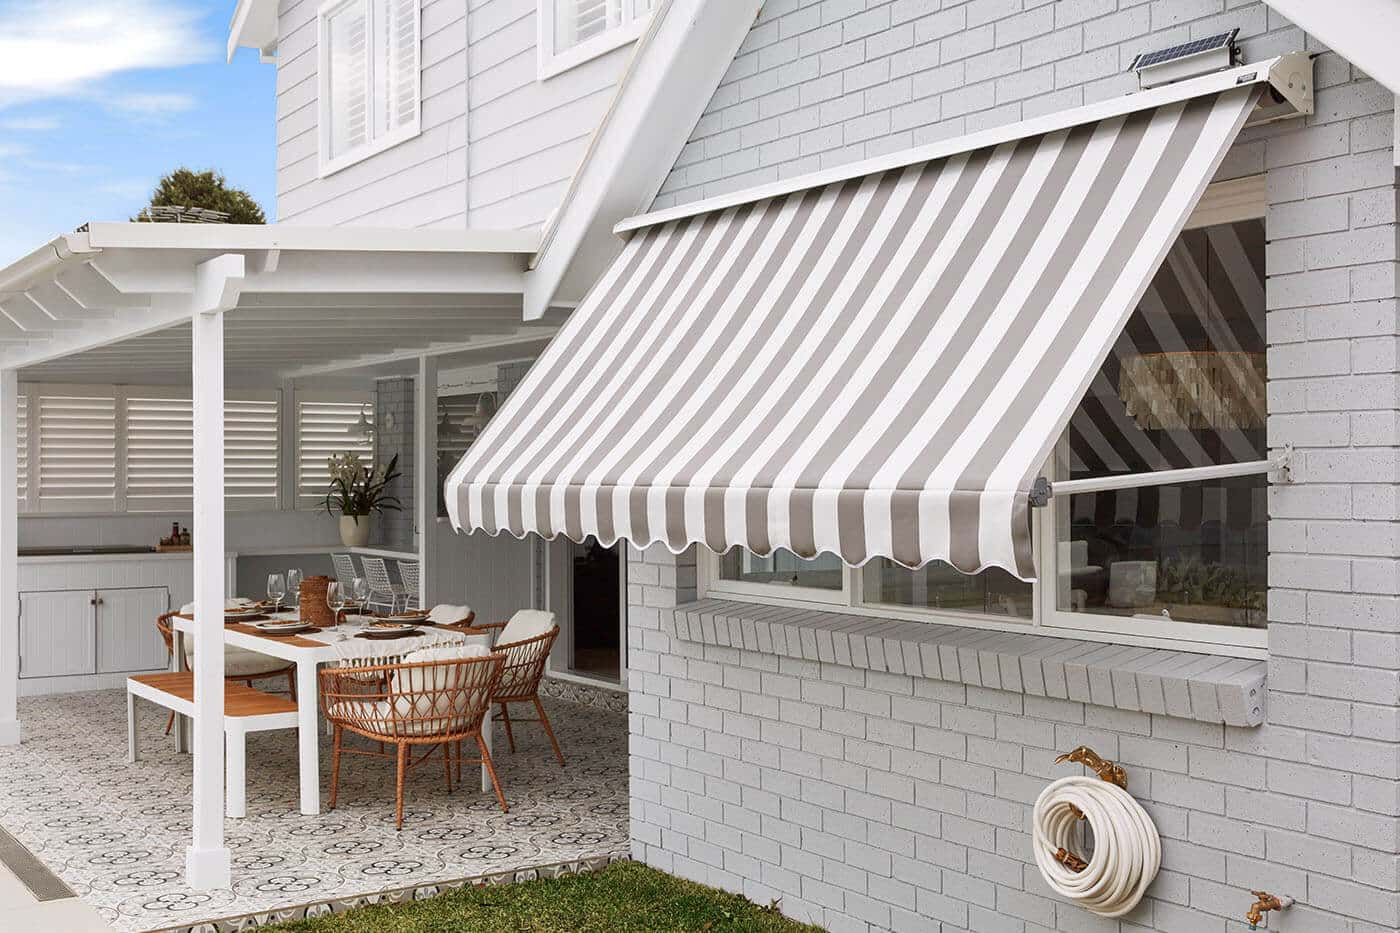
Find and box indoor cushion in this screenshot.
[497,609,556,646]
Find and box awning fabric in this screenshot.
[447,84,1261,580]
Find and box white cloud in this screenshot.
[108,91,199,119]
[0,1,215,107]
[0,115,59,131]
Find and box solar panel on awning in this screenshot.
[446,83,1262,580]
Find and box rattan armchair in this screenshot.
[467,611,565,769]
[154,612,297,736]
[320,648,507,829]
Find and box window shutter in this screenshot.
[225,397,281,507]
[16,394,27,505]
[326,0,370,160]
[386,0,418,133]
[297,399,374,504]
[558,0,612,48]
[124,395,194,509]
[38,393,117,508]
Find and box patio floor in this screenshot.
[0,688,629,932]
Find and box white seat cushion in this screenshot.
[497,609,556,646]
[179,598,254,614]
[389,644,491,733]
[427,604,473,624]
[182,639,289,678]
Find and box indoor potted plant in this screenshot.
[323,452,402,547]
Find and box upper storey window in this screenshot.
[318,0,421,175]
[539,0,655,80]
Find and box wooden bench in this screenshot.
[127,672,300,818]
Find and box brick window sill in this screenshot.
[673,599,1267,727]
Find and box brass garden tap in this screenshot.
[1246,890,1293,929]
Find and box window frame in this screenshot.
[696,176,1269,659]
[317,0,423,177]
[536,0,652,81]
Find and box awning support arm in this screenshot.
[1028,444,1292,507]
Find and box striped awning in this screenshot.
[447,82,1263,579]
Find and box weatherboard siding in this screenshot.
[271,0,636,231]
[465,0,635,229]
[274,0,469,227]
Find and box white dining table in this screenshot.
[170,611,495,816]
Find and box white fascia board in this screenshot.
[0,233,97,297]
[521,0,765,320]
[1264,0,1400,95]
[227,0,278,63]
[82,223,541,255]
[617,56,1300,234]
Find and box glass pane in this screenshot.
[863,559,1031,619]
[1057,218,1267,631]
[718,548,843,591]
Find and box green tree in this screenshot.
[134,168,266,224]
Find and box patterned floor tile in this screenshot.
[0,689,629,932]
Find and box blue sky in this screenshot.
[0,0,276,266]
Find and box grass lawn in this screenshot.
[266,861,825,932]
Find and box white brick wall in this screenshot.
[630,1,1400,931]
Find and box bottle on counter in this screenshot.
[180,527,191,547]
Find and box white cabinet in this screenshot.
[19,590,97,678]
[18,585,170,688]
[97,587,170,674]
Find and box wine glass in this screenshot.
[351,576,370,616]
[286,568,303,609]
[326,581,349,627]
[267,573,287,613]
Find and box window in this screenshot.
[435,391,496,518]
[318,0,420,175]
[37,389,117,512]
[697,179,1268,656]
[17,385,303,514]
[297,396,375,505]
[1044,214,1267,648]
[538,0,654,79]
[122,391,283,511]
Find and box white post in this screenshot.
[415,355,438,607]
[186,254,243,890]
[0,368,19,746]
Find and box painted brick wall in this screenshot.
[630,1,1400,931]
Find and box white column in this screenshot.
[0,369,19,746]
[186,254,243,890]
[415,355,438,607]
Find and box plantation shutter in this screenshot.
[556,0,613,49]
[125,394,194,509]
[384,0,418,133]
[16,394,27,507]
[325,0,370,160]
[225,396,281,508]
[298,398,374,505]
[38,391,117,510]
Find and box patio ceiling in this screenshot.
[0,223,554,383]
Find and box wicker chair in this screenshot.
[154,612,297,735]
[320,648,507,829]
[469,610,565,769]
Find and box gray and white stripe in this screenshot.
[446,85,1261,581]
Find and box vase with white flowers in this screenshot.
[323,452,402,547]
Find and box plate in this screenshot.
[225,609,266,621]
[364,622,418,635]
[253,620,311,633]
